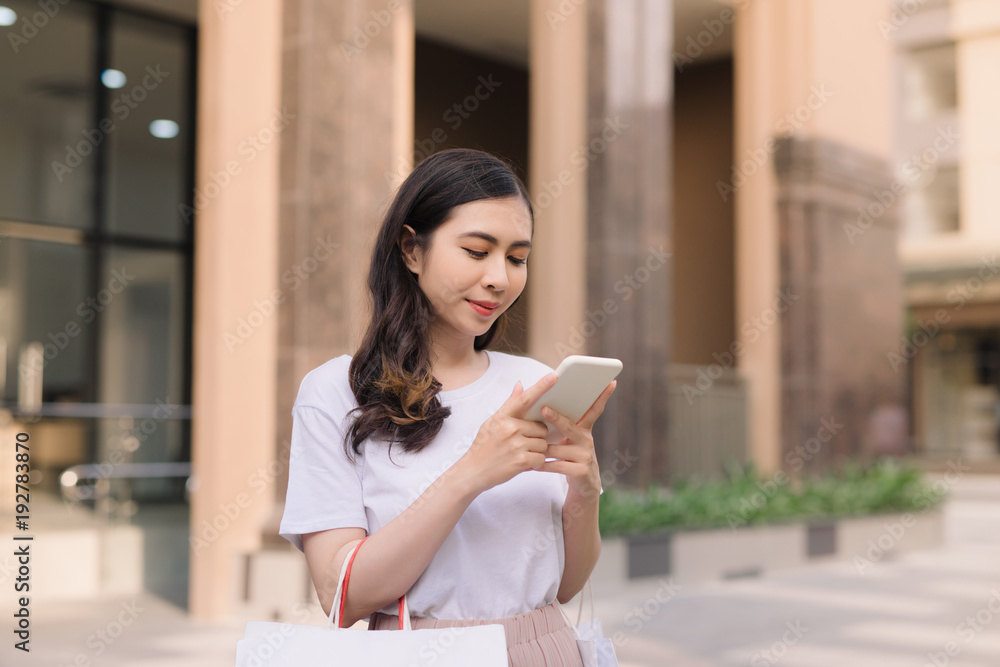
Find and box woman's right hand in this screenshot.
[455,372,559,495]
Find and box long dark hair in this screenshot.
[344,148,533,461]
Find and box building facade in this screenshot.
[4,0,985,624]
[890,0,1000,467]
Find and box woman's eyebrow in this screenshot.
[457,231,532,250]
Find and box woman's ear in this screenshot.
[398,224,422,275]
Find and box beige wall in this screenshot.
[733,0,897,472]
[413,38,529,182]
[413,37,531,354]
[952,0,1000,242]
[809,0,895,157]
[672,58,735,365]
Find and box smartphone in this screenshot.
[523,355,623,443]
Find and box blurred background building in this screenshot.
[0,0,996,624]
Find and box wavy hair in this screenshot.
[344,148,533,462]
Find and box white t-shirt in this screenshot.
[279,349,580,620]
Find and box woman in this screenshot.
[278,148,616,666]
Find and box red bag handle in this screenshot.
[338,536,406,630]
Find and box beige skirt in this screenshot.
[368,601,585,667]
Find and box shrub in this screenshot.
[598,458,947,537]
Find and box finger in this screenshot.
[541,404,583,441]
[481,382,523,438]
[544,443,589,463]
[502,372,558,418]
[523,434,550,454]
[513,419,549,440]
[577,380,617,430]
[536,460,579,476]
[525,451,547,471]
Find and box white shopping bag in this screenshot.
[236,538,507,666]
[235,619,507,666]
[558,579,619,667]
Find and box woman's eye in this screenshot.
[463,248,526,265]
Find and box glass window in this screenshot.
[0,0,97,229]
[104,12,190,242]
[902,42,957,122]
[904,164,960,237]
[1,2,195,509]
[98,246,185,409]
[0,237,91,404]
[96,246,187,498]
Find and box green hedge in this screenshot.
[598,458,947,537]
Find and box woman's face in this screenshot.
[401,196,532,346]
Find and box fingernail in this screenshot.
[547,373,558,383]
[542,407,553,418]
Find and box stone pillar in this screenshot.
[774,136,904,469]
[584,0,673,486]
[733,0,900,474]
[189,0,284,621]
[191,0,413,622]
[272,0,414,517]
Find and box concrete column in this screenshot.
[529,0,672,486]
[191,0,414,622]
[189,0,283,621]
[527,0,588,370]
[586,0,673,486]
[272,0,414,514]
[734,1,798,474]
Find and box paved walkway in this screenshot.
[603,512,1000,666]
[8,474,1000,666]
[601,473,1000,666]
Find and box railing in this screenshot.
[60,461,192,500]
[1,401,192,522]
[666,364,749,480]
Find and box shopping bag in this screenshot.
[235,537,508,666]
[558,578,619,667]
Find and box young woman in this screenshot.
[278,148,616,666]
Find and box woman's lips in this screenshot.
[467,299,498,316]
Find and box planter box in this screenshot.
[671,522,805,584]
[835,508,945,569]
[596,508,945,587]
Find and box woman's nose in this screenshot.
[484,257,510,290]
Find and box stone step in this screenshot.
[0,494,144,604]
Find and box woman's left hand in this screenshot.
[538,380,617,496]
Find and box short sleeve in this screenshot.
[278,404,369,552]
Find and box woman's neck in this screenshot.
[429,345,489,392]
